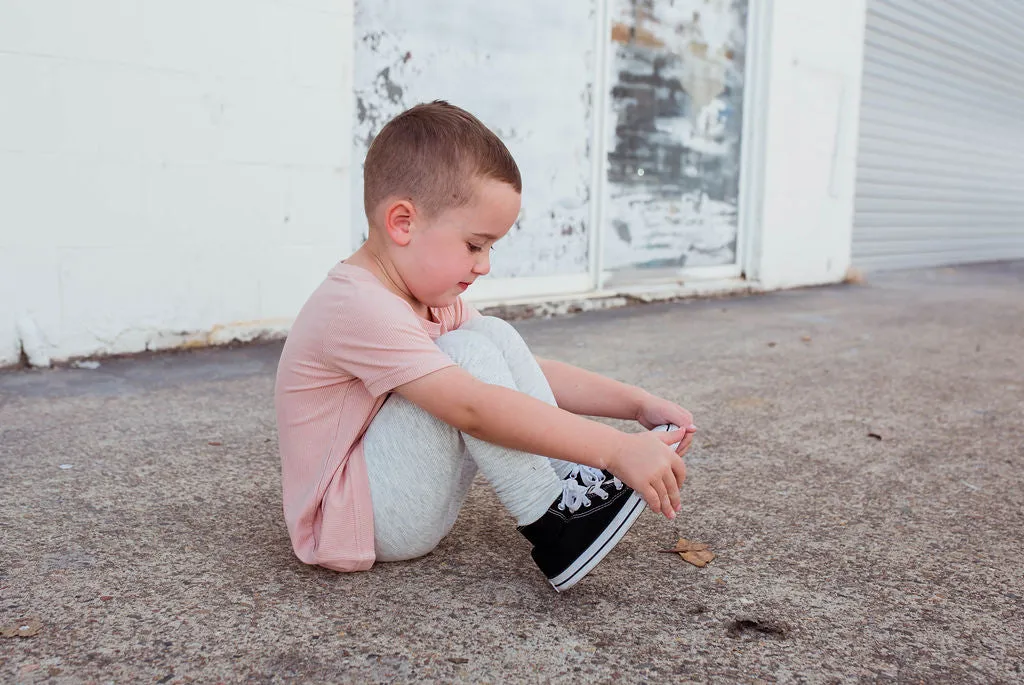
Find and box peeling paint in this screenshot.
[604,0,747,271]
[6,320,292,369]
[352,1,597,278]
[16,316,51,368]
[352,0,746,281]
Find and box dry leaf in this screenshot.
[767,342,777,347]
[680,549,716,567]
[659,537,708,553]
[660,538,716,567]
[448,657,469,664]
[801,336,812,343]
[207,441,222,446]
[1,617,42,638]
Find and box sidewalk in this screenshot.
[2,262,1022,682]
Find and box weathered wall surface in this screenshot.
[0,0,868,366]
[0,1,354,366]
[603,0,747,272]
[352,1,598,279]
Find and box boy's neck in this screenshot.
[344,245,432,321]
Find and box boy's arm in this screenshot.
[535,356,696,457]
[534,355,648,420]
[394,366,688,517]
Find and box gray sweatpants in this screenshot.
[363,315,576,562]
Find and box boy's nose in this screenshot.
[473,255,490,275]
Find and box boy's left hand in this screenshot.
[635,394,697,457]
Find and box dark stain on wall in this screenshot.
[607,0,747,215]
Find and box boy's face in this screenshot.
[396,177,520,308]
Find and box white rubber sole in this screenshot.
[548,491,647,592]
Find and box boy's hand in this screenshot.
[635,393,697,457]
[608,429,689,519]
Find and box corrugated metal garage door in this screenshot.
[853,0,1024,270]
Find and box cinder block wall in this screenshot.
[0,0,354,366]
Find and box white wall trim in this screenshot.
[601,263,742,289]
[737,0,774,284]
[587,0,612,292]
[464,273,594,306]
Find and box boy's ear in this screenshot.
[383,199,415,247]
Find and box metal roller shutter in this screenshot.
[853,0,1024,270]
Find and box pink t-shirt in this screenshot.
[275,262,477,571]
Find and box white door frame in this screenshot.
[736,0,773,285]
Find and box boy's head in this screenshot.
[362,101,522,307]
[363,100,521,222]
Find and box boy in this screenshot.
[275,101,696,591]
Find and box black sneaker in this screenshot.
[517,476,646,592]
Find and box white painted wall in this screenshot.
[742,0,867,290]
[0,0,355,366]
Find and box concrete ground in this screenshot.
[1,262,1022,683]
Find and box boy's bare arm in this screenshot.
[535,355,697,458]
[534,355,648,420]
[394,366,688,517]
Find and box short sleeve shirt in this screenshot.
[274,262,477,571]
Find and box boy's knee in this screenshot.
[461,315,522,344]
[435,329,504,372]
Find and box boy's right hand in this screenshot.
[608,429,689,519]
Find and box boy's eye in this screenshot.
[467,243,484,253]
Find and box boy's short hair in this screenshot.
[363,101,522,222]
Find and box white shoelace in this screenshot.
[567,464,625,501]
[557,479,593,514]
[568,464,605,487]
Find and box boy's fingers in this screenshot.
[656,428,688,447]
[664,475,681,514]
[654,479,677,520]
[676,433,694,456]
[672,457,687,488]
[642,485,663,514]
[651,479,670,517]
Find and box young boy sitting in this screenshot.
[275,101,696,591]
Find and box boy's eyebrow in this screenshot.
[471,232,501,240]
